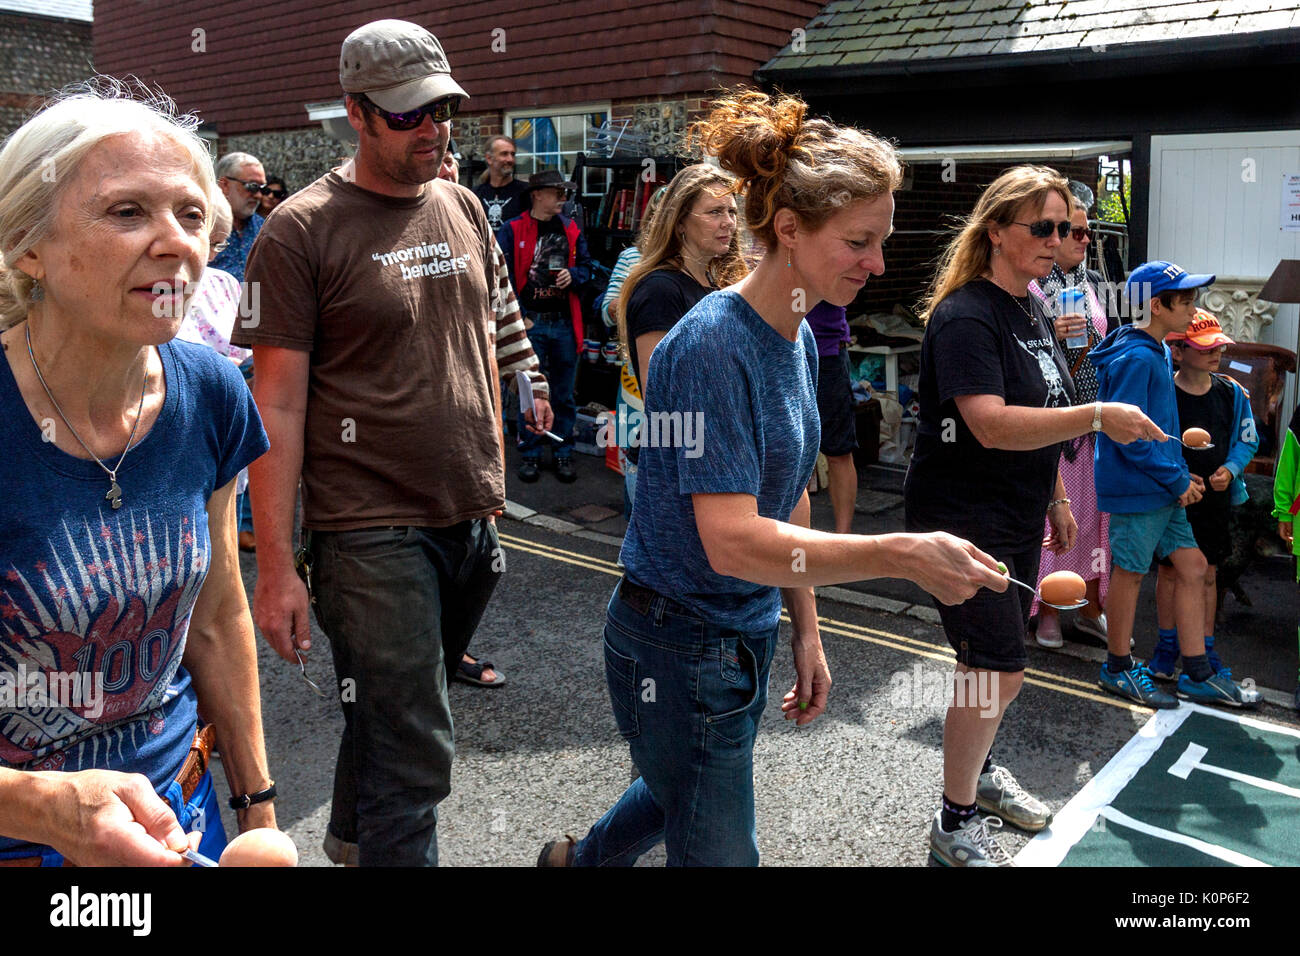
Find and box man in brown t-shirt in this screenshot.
[230,19,552,867]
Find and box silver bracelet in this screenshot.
[1047,497,1071,510]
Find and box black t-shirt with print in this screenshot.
[519,216,569,314]
[473,179,530,232]
[905,278,1076,551]
[625,268,712,392]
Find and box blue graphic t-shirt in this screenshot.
[619,291,820,632]
[0,339,268,854]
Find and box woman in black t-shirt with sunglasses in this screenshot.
[906,165,1160,867]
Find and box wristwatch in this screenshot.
[1092,402,1103,432]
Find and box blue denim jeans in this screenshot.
[237,486,254,534]
[572,584,778,866]
[518,312,577,459]
[308,519,501,867]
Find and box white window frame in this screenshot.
[504,101,612,197]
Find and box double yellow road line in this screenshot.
[498,530,1147,714]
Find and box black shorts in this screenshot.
[816,347,857,457]
[905,510,1035,673]
[1157,501,1231,568]
[930,545,1037,673]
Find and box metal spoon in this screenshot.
[1163,434,1215,451]
[295,648,329,699]
[995,562,1089,611]
[183,846,220,867]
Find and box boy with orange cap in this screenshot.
[1150,310,1258,683]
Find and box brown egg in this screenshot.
[1039,571,1086,606]
[1182,427,1211,448]
[219,828,298,867]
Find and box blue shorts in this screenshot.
[1108,504,1199,573]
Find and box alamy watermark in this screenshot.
[0,665,103,719]
[598,408,704,459]
[889,663,999,718]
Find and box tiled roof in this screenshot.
[762,0,1300,74]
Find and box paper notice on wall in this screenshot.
[1283,173,1300,231]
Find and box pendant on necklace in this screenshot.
[106,480,122,510]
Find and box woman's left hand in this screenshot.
[1043,505,1077,553]
[782,633,830,726]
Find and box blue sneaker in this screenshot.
[1177,672,1258,709]
[1098,662,1179,708]
[1148,640,1179,681]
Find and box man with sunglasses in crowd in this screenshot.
[232,18,553,867]
[214,152,269,283]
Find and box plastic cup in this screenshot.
[1057,288,1089,349]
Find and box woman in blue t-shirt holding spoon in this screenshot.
[540,89,1009,867]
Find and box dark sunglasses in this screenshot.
[266,188,288,200]
[233,179,271,195]
[1012,219,1071,239]
[1070,226,1092,241]
[357,93,459,130]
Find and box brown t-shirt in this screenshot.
[232,172,504,530]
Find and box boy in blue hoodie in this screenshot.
[1091,261,1257,709]
[1151,310,1257,681]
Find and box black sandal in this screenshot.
[454,656,505,687]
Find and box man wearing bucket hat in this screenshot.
[1149,310,1258,682]
[498,169,593,483]
[232,19,552,866]
[1091,262,1258,708]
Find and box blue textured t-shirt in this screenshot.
[619,290,820,632]
[0,340,268,855]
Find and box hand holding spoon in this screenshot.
[995,562,1089,610]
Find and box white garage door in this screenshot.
[1149,130,1300,420]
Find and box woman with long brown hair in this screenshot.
[607,165,745,510]
[905,165,1160,866]
[613,164,747,392]
[540,90,1006,867]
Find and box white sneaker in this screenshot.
[977,765,1053,832]
[929,810,1015,867]
[1035,613,1063,648]
[1074,612,1108,641]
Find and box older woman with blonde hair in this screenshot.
[540,90,1007,867]
[0,82,275,866]
[905,165,1161,866]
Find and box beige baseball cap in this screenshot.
[339,20,468,113]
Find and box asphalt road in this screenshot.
[220,519,1300,867]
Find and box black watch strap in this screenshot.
[229,782,277,811]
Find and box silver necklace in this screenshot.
[25,323,148,510]
[988,275,1039,329]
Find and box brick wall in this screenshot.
[218,128,350,193]
[0,13,94,139]
[857,158,1100,318]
